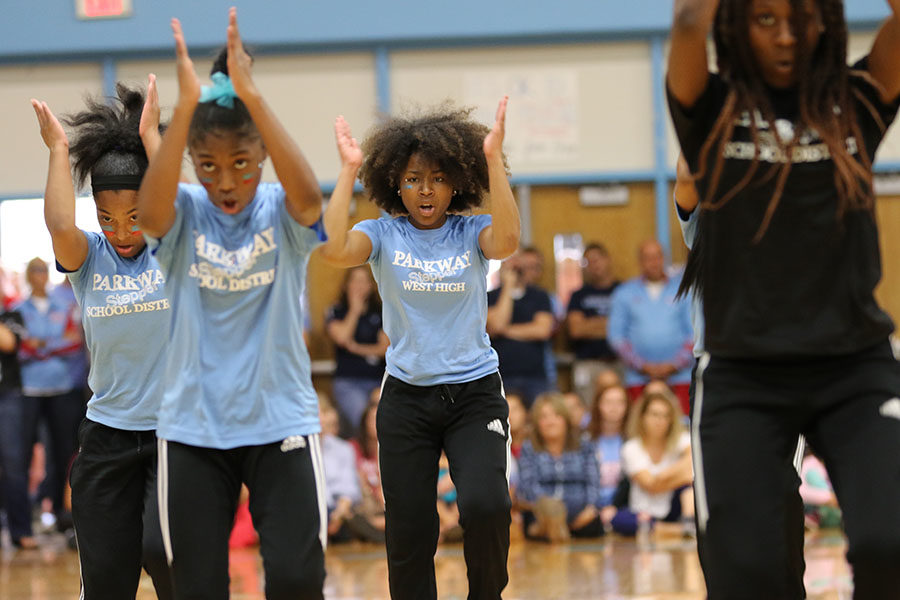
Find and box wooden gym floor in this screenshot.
[1,529,853,599]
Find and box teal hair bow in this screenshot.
[199,72,237,108]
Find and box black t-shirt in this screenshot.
[566,282,619,360]
[0,310,24,391]
[487,285,554,377]
[325,304,386,379]
[668,58,899,359]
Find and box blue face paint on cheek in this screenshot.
[405,185,414,190]
[100,225,115,233]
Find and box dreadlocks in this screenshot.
[697,0,880,237]
[679,0,887,298]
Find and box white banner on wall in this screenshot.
[464,68,579,167]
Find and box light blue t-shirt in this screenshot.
[66,232,169,430]
[149,183,324,449]
[353,214,498,386]
[592,434,623,507]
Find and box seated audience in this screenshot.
[517,392,603,543]
[319,394,363,542]
[507,390,529,459]
[800,450,842,530]
[436,452,462,543]
[349,401,386,543]
[612,388,694,537]
[586,384,630,530]
[325,265,388,438]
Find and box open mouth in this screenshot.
[221,199,240,213]
[419,203,435,218]
[114,244,135,255]
[775,60,795,74]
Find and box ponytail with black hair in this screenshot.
[63,82,162,193]
[188,46,258,147]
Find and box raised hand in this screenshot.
[139,73,163,159]
[483,95,508,160]
[171,18,201,106]
[30,99,69,151]
[499,262,519,289]
[226,7,258,100]
[139,73,160,139]
[334,116,363,169]
[347,285,367,315]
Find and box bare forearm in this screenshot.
[505,318,554,341]
[568,315,608,339]
[668,0,718,107]
[889,0,900,18]
[44,146,76,232]
[485,155,520,259]
[44,144,88,270]
[242,93,321,225]
[634,470,681,495]
[141,130,162,161]
[672,0,719,31]
[138,102,193,238]
[486,291,514,334]
[328,311,362,347]
[320,165,359,265]
[868,3,900,102]
[653,454,694,491]
[347,340,387,358]
[0,325,16,353]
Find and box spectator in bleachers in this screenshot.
[48,278,89,403]
[593,367,622,398]
[563,391,589,431]
[800,450,842,530]
[517,247,565,387]
[0,303,36,548]
[566,243,620,404]
[326,265,389,438]
[487,251,556,407]
[506,390,529,459]
[0,264,23,310]
[517,392,603,543]
[349,401,386,543]
[607,240,694,414]
[436,452,462,543]
[319,394,364,542]
[516,247,558,313]
[587,384,630,530]
[612,388,694,537]
[15,257,85,533]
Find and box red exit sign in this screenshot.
[76,0,133,19]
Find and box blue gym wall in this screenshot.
[2,1,895,252]
[2,1,891,60]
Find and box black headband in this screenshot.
[91,174,142,194]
